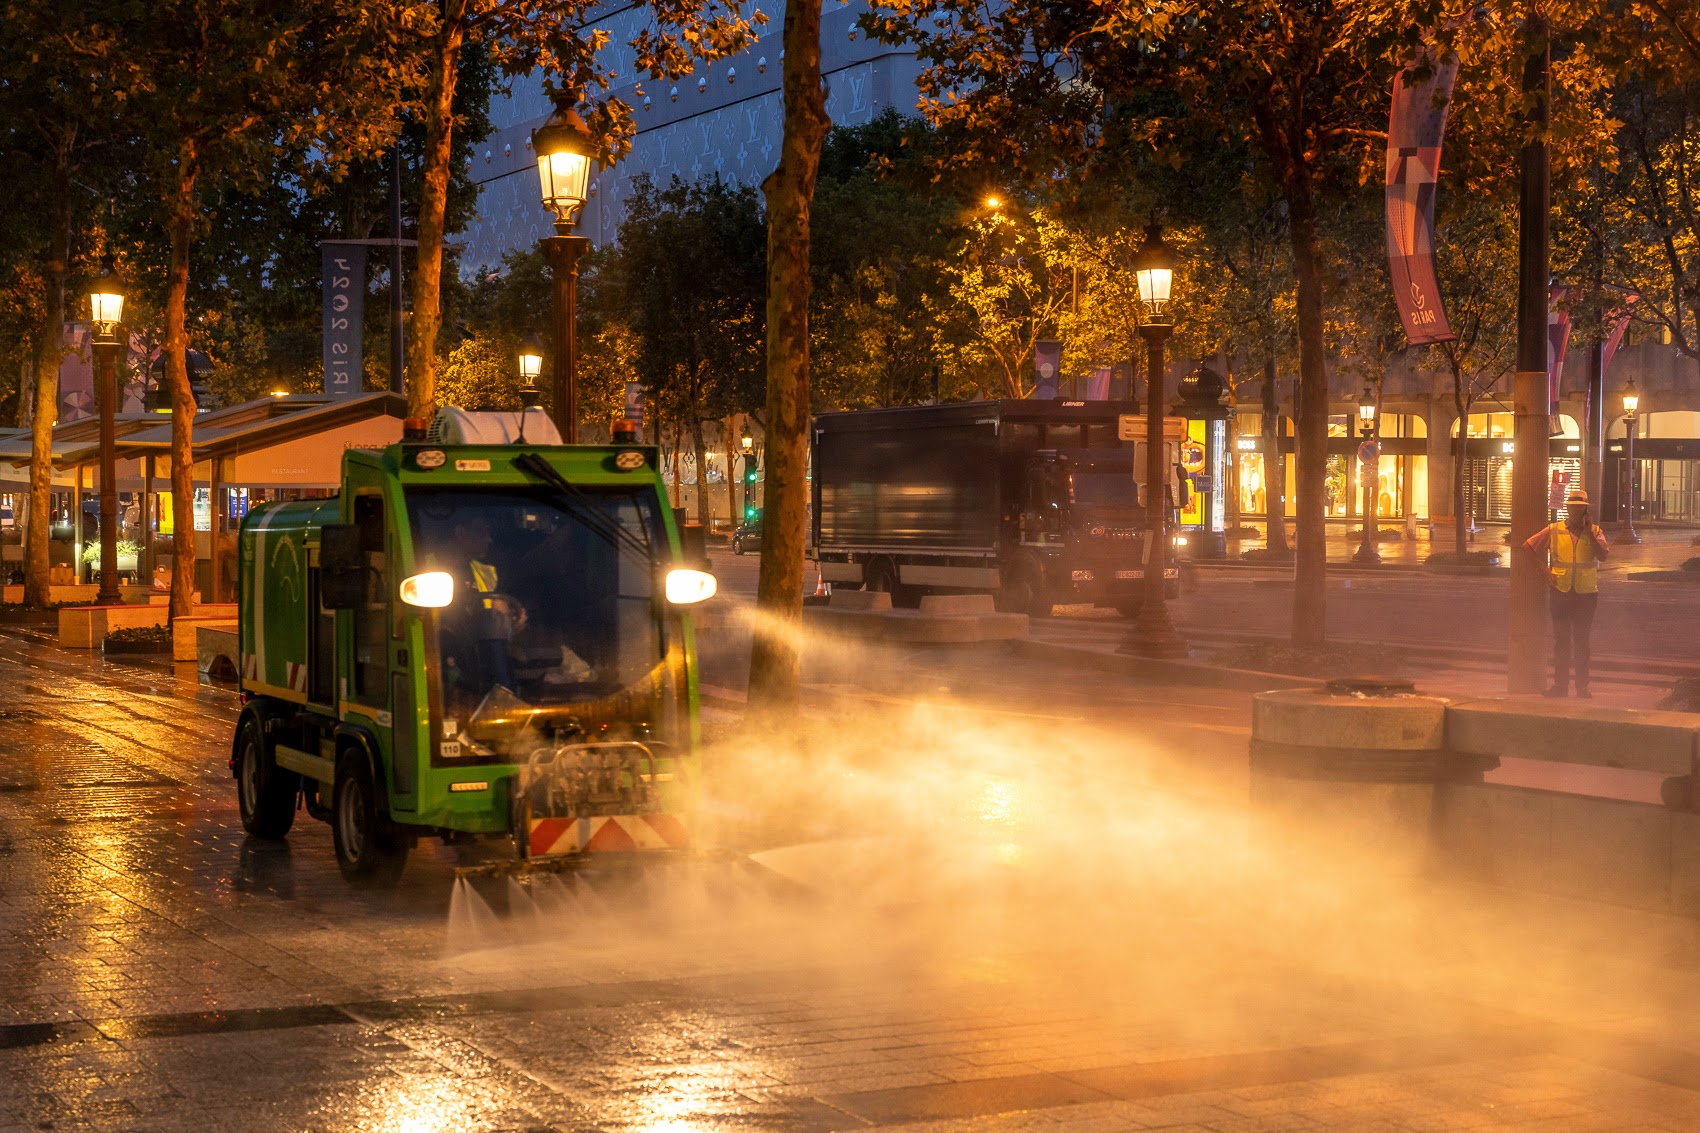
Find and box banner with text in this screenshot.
[1386,47,1459,345]
[321,243,367,396]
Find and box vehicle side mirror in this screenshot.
[678,522,710,569]
[319,524,366,610]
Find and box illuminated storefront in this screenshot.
[1234,412,1291,520]
[1233,411,1428,522]
[1176,367,1229,558]
[1604,410,1700,524]
[1452,411,1582,525]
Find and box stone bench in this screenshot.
[59,602,236,650]
[173,616,238,663]
[195,623,240,680]
[1447,698,1700,778]
[1249,688,1700,919]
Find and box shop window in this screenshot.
[1325,455,1349,515]
[1453,411,1514,438]
[1454,411,1579,438]
[1239,453,1270,515]
[1640,411,1700,440]
[1378,413,1427,439]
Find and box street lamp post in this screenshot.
[517,333,545,409]
[1119,223,1186,659]
[532,98,595,443]
[89,257,125,605]
[1353,387,1382,565]
[1621,378,1641,544]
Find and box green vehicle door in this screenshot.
[339,461,418,812]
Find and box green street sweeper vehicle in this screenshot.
[229,408,717,886]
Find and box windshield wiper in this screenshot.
[512,452,655,564]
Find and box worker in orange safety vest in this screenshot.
[1520,487,1611,698]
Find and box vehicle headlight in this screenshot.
[665,568,717,605]
[399,571,455,607]
[1174,535,1189,547]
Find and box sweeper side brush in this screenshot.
[453,740,694,883]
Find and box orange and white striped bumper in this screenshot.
[527,813,689,857]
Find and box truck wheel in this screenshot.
[865,557,897,595]
[333,752,408,887]
[1001,561,1052,618]
[236,717,298,839]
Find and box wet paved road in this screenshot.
[717,549,1700,671]
[9,629,1700,1131]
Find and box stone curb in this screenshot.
[1009,638,1322,693]
[804,606,1028,644]
[1173,628,1700,680]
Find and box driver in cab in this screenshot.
[435,515,526,698]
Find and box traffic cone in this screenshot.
[813,567,830,599]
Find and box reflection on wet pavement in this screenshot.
[8,627,1700,1132]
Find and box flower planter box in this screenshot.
[103,637,172,655]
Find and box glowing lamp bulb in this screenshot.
[665,568,717,605]
[90,290,124,327]
[399,571,455,608]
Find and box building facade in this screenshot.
[1227,336,1700,532]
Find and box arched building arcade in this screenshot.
[1225,337,1700,534]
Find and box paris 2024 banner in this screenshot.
[1386,46,1460,346]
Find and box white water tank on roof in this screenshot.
[426,407,562,446]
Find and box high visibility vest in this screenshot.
[1547,524,1599,594]
[471,559,499,608]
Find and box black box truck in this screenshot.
[809,400,1178,617]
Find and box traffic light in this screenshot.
[742,458,757,519]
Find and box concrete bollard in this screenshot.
[1249,678,1471,876]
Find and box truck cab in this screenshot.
[231,409,714,885]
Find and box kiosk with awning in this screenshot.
[0,392,405,600]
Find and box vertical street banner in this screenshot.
[1601,293,1640,377]
[1547,284,1572,416]
[1386,46,1460,345]
[1034,340,1061,400]
[320,242,367,396]
[623,381,645,425]
[1086,364,1112,401]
